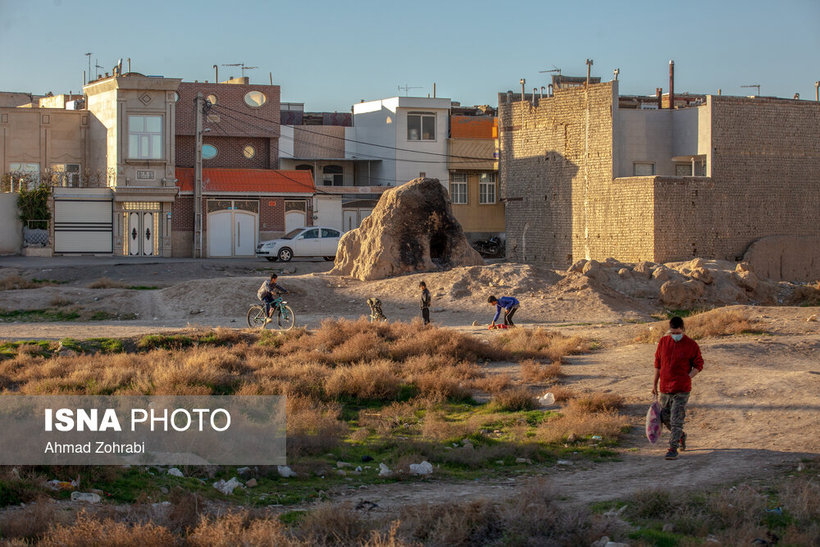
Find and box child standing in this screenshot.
[419,281,431,325]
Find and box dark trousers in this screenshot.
[421,307,430,325]
[504,305,519,326]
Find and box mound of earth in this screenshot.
[330,178,483,281]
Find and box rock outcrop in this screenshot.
[330,178,483,281]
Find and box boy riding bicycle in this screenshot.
[257,273,288,323]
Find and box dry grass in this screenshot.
[634,308,764,344]
[0,275,59,291]
[520,359,563,383]
[491,387,536,411]
[39,511,176,546]
[567,392,624,413]
[0,499,61,541]
[86,277,130,289]
[495,327,591,361]
[187,511,291,546]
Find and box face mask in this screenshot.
[671,333,683,342]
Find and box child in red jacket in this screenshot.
[652,316,704,460]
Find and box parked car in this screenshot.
[256,226,342,262]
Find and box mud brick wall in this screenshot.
[500,85,820,271]
[652,96,820,263]
[499,82,655,267]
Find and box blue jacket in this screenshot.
[493,296,519,323]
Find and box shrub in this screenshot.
[520,359,563,383]
[40,511,176,546]
[635,307,764,343]
[492,387,536,411]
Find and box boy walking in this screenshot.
[652,316,704,460]
[488,295,519,328]
[419,281,431,325]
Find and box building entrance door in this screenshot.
[123,203,160,256]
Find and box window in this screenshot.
[202,144,218,160]
[8,163,40,191]
[243,145,255,159]
[302,229,319,239]
[479,172,497,204]
[633,162,655,176]
[675,163,692,176]
[321,228,340,238]
[244,91,267,107]
[322,165,344,186]
[128,115,163,159]
[450,173,467,204]
[52,164,81,187]
[407,112,435,141]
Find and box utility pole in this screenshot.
[815,81,819,102]
[194,93,204,258]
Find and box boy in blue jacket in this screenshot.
[488,295,519,328]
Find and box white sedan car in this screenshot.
[256,226,342,262]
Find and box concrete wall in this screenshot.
[349,100,397,186]
[0,193,22,254]
[614,106,702,177]
[0,107,87,182]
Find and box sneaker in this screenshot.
[264,317,272,324]
[679,432,687,451]
[665,448,678,460]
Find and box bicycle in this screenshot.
[247,297,295,331]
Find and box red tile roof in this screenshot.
[176,168,315,194]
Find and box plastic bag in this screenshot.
[645,400,662,444]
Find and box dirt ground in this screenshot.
[0,256,817,512]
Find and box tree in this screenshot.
[17,182,51,230]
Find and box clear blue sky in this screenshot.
[1,0,818,111]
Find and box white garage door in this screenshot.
[53,197,113,253]
[207,210,258,257]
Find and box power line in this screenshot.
[210,102,496,163]
[212,106,495,166]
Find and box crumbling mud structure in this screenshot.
[330,178,483,281]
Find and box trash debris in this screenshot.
[277,465,297,478]
[355,499,379,512]
[245,478,257,488]
[378,463,392,477]
[537,392,555,406]
[236,466,251,476]
[556,460,573,465]
[515,457,533,464]
[409,461,433,475]
[212,477,242,495]
[70,492,101,503]
[167,468,184,477]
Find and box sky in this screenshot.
[1,0,818,111]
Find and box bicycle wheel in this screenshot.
[276,305,295,331]
[247,305,267,328]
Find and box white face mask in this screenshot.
[671,333,683,342]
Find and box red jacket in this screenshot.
[654,335,704,393]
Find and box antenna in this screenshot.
[741,84,760,97]
[241,64,258,77]
[84,52,93,84]
[538,66,561,76]
[398,84,423,96]
[95,59,104,79]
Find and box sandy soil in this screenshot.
[0,257,817,512]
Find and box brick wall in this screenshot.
[499,83,622,266]
[500,85,820,272]
[176,82,280,137]
[175,135,272,169]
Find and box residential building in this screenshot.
[447,110,503,242]
[498,80,820,279]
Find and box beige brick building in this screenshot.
[498,82,820,279]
